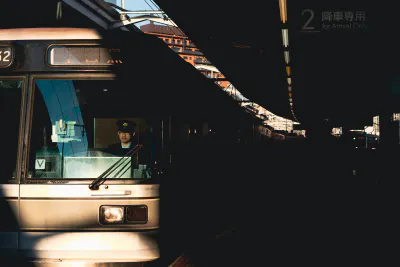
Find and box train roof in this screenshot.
[0,28,102,41]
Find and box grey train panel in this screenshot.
[19,184,159,230]
[19,198,159,230]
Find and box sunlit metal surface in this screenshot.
[20,184,159,198]
[20,231,159,262]
[0,28,102,40]
[0,184,19,198]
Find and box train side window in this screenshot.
[0,79,23,183]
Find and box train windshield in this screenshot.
[27,79,160,179]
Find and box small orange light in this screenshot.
[286,66,291,76]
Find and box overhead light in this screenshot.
[284,51,290,64]
[287,77,291,85]
[282,29,289,47]
[286,66,291,76]
[103,89,108,92]
[279,0,287,23]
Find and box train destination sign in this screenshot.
[0,45,12,67]
[48,46,123,66]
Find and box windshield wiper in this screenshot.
[89,144,143,190]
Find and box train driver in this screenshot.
[107,119,137,155]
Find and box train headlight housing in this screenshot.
[126,205,148,223]
[99,205,148,225]
[100,206,124,224]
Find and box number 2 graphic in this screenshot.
[0,51,11,62]
[301,9,315,30]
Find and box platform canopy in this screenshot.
[152,0,394,128]
[2,0,398,128]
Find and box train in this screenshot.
[0,26,280,266]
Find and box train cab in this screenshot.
[0,27,166,266]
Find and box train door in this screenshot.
[0,76,26,257]
[17,74,161,263]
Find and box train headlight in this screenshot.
[100,206,124,224]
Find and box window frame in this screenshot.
[0,75,27,184]
[22,73,159,185]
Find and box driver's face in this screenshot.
[118,131,133,143]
